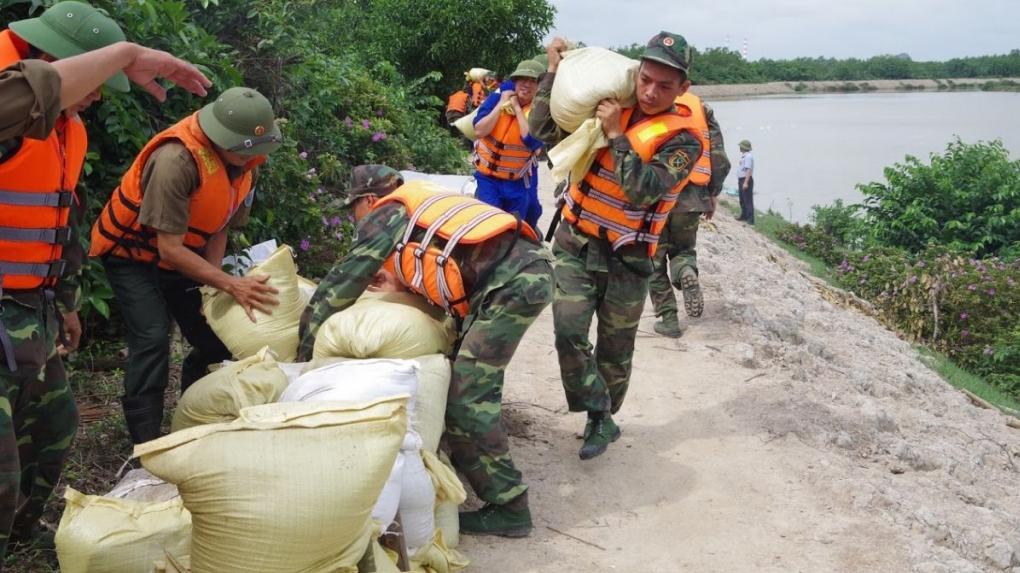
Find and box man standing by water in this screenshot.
[736,139,754,224]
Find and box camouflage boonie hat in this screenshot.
[342,165,404,206]
[9,1,130,92]
[641,31,692,74]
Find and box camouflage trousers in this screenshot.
[552,234,650,415]
[446,257,553,506]
[0,296,78,558]
[649,211,701,318]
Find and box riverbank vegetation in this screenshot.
[762,140,1020,403]
[613,44,1020,86]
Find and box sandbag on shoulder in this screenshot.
[547,47,639,183]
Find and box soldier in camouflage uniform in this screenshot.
[0,5,212,558]
[648,99,730,337]
[529,32,702,460]
[297,165,554,538]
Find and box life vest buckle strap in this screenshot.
[0,226,72,244]
[0,259,66,278]
[0,190,73,207]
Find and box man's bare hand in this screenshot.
[226,274,280,323]
[704,195,719,220]
[596,98,623,139]
[57,310,82,355]
[121,43,212,101]
[546,37,569,72]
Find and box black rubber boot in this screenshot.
[122,394,165,445]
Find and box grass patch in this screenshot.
[721,199,836,282]
[916,346,1020,415]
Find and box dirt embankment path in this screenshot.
[459,167,1020,572]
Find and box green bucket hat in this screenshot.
[641,31,692,75]
[532,53,549,69]
[739,139,752,151]
[509,59,544,80]
[198,87,283,156]
[9,1,129,92]
[341,165,404,207]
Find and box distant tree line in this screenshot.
[612,44,1020,85]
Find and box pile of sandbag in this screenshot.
[201,245,315,362]
[546,47,639,184]
[306,290,469,572]
[57,286,468,572]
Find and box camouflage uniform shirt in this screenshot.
[297,202,553,359]
[527,71,703,272]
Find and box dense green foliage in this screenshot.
[612,44,1020,85]
[1,0,555,320]
[774,141,1020,397]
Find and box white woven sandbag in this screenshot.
[453,108,479,140]
[399,449,437,553]
[372,452,405,530]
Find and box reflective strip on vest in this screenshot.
[0,190,74,207]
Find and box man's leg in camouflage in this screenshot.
[448,260,552,536]
[551,242,611,414]
[12,343,78,543]
[0,299,55,558]
[648,215,678,319]
[668,212,703,318]
[595,256,650,414]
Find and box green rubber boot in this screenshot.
[460,495,533,538]
[653,312,683,338]
[579,413,621,460]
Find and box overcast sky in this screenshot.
[546,0,1020,61]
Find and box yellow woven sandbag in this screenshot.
[372,540,402,573]
[412,354,451,454]
[171,346,287,432]
[433,450,461,549]
[408,529,470,573]
[313,291,455,360]
[201,245,305,361]
[55,488,191,573]
[466,67,492,83]
[452,108,479,141]
[421,449,466,505]
[137,398,408,573]
[547,47,639,183]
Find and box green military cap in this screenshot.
[532,53,549,69]
[9,1,129,92]
[641,31,693,74]
[341,164,404,207]
[509,59,544,80]
[739,139,752,151]
[198,87,283,156]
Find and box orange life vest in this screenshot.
[375,187,538,319]
[473,103,536,181]
[561,107,699,257]
[675,92,712,186]
[0,29,89,291]
[469,82,487,108]
[447,90,469,114]
[89,113,263,269]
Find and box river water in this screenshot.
[709,91,1020,223]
